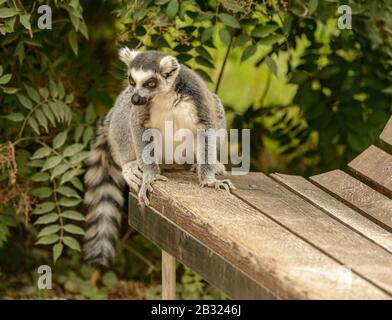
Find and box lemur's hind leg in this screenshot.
[191,162,226,175]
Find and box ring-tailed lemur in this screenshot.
[83,48,234,266]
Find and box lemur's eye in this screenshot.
[129,76,136,87]
[144,78,157,88]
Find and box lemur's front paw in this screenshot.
[122,161,143,192]
[200,178,236,192]
[138,172,168,206]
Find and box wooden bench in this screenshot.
[128,117,392,300]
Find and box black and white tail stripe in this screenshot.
[83,113,126,267]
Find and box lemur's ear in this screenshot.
[119,47,138,65]
[159,55,179,78]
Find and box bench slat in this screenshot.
[230,173,392,295]
[129,195,275,300]
[380,116,392,146]
[348,145,392,197]
[310,170,392,232]
[271,173,392,253]
[131,172,389,299]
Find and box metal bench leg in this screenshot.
[162,250,176,300]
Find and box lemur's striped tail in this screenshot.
[83,115,126,267]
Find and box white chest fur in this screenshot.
[147,93,199,134]
[146,92,199,162]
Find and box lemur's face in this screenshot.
[119,48,180,106]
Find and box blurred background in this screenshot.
[0,0,391,299]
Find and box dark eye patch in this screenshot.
[143,77,158,88]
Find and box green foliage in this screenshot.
[0,0,97,262]
[0,0,391,299]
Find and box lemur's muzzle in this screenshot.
[131,93,147,105]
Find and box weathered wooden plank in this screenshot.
[348,145,392,197]
[380,116,392,146]
[229,172,392,295]
[129,194,276,300]
[162,250,176,300]
[310,170,392,232]
[271,173,392,253]
[129,172,390,299]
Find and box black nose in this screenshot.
[131,94,147,105]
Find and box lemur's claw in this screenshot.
[138,173,168,207]
[122,161,143,193]
[200,178,236,192]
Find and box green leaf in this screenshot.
[0,73,12,85]
[42,156,62,171]
[51,163,70,180]
[56,186,80,198]
[234,33,251,47]
[201,26,214,43]
[68,30,78,55]
[82,127,94,145]
[32,202,55,215]
[31,147,51,160]
[4,112,24,122]
[85,104,96,124]
[53,130,68,149]
[219,28,231,46]
[58,197,82,207]
[24,84,40,103]
[71,177,84,192]
[39,87,49,99]
[63,236,81,251]
[0,7,17,18]
[61,210,85,221]
[241,45,257,62]
[252,24,279,37]
[49,78,58,98]
[63,224,85,235]
[31,172,50,182]
[195,56,214,69]
[35,213,59,224]
[19,14,31,31]
[17,94,33,109]
[70,151,89,165]
[308,0,319,15]
[265,56,278,76]
[258,35,281,46]
[37,224,60,238]
[31,187,53,198]
[65,93,74,104]
[219,13,240,29]
[42,104,56,127]
[53,243,63,263]
[63,144,84,157]
[28,117,40,134]
[35,109,48,132]
[36,234,59,245]
[2,87,19,94]
[166,0,179,19]
[60,168,84,185]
